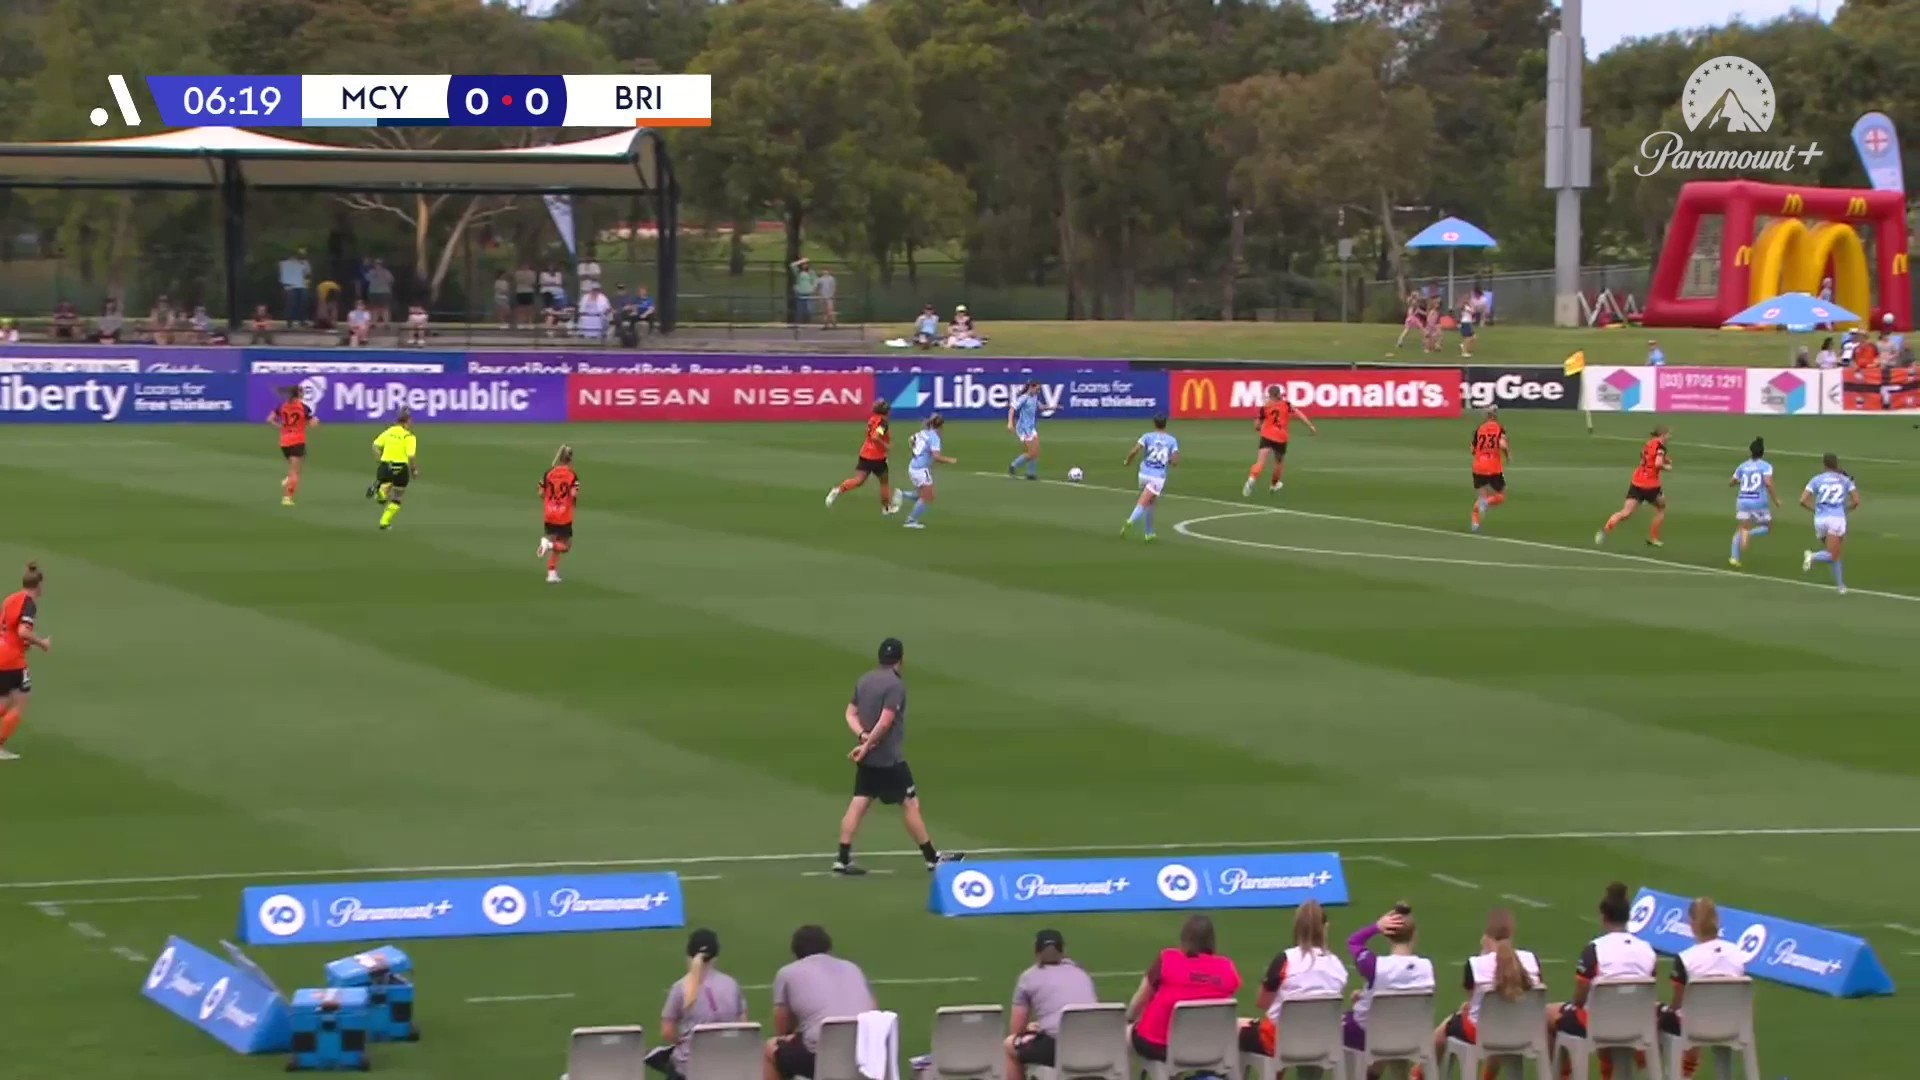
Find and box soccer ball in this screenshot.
[1067,467,1085,483]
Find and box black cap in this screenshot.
[1035,929,1065,953]
[688,928,720,959]
[878,637,904,664]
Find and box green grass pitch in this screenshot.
[1,413,1916,1079]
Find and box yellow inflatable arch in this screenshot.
[1749,218,1871,328]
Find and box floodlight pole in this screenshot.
[1546,0,1590,328]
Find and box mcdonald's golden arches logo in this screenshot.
[1179,377,1220,413]
[1782,193,1805,215]
[1847,197,1869,218]
[1895,253,1910,276]
[1734,245,1754,267]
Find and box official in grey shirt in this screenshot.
[1006,929,1099,1080]
[834,637,962,876]
[647,929,747,1080]
[766,925,875,1079]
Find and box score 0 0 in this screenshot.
[449,76,567,126]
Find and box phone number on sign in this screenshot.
[1657,369,1744,391]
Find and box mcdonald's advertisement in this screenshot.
[1170,369,1462,419]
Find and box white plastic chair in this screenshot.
[1134,999,1240,1080]
[1656,979,1759,1080]
[1557,979,1665,1080]
[564,1025,647,1080]
[1440,988,1549,1080]
[1342,991,1435,1080]
[1242,993,1346,1080]
[685,1021,763,1080]
[816,1017,863,1080]
[932,1005,1005,1080]
[1033,1003,1129,1080]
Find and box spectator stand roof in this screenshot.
[0,127,681,329]
[0,126,668,194]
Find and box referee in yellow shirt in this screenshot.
[367,408,418,530]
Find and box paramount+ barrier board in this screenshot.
[240,872,685,945]
[930,852,1347,917]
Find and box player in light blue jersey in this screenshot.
[1120,415,1178,543]
[1799,452,1860,593]
[901,415,956,530]
[1008,380,1043,480]
[1727,438,1777,568]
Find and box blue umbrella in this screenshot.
[1723,292,1860,330]
[1405,217,1498,306]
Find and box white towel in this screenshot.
[855,1010,898,1080]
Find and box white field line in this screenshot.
[801,869,900,877]
[740,976,980,992]
[1500,893,1553,910]
[110,945,150,964]
[23,893,201,907]
[68,921,107,939]
[465,993,576,1005]
[681,874,725,882]
[1347,855,1409,868]
[969,471,1920,604]
[1885,923,1920,938]
[31,903,64,917]
[1176,513,1698,573]
[7,826,1918,892]
[1589,434,1916,468]
[1429,873,1482,890]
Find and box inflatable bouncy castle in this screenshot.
[1642,180,1910,330]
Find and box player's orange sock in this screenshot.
[1247,463,1262,480]
[1649,521,1663,541]
[1485,492,1506,507]
[0,708,19,746]
[837,478,859,493]
[1604,514,1621,532]
[546,553,559,572]
[1470,503,1482,526]
[1270,466,1283,484]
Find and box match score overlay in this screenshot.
[146,75,711,128]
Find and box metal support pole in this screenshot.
[1547,0,1589,328]
[221,160,246,330]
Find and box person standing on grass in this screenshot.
[0,562,51,762]
[368,409,418,530]
[1800,453,1859,594]
[1005,929,1097,1080]
[648,928,747,1080]
[1457,289,1482,358]
[817,266,838,329]
[270,385,315,507]
[766,925,876,1080]
[791,259,816,324]
[1597,425,1670,548]
[834,637,962,876]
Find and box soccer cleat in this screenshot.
[1729,557,1742,568]
[537,536,553,558]
[1008,465,1018,478]
[1242,477,1255,497]
[281,496,295,507]
[0,747,18,761]
[889,491,904,512]
[364,485,376,500]
[1119,522,1133,538]
[903,520,925,530]
[379,521,392,530]
[546,571,562,584]
[1645,538,1664,548]
[825,487,840,507]
[1270,481,1284,493]
[1593,529,1606,546]
[1838,585,1848,595]
[831,861,868,877]
[1144,533,1157,544]
[1802,550,1815,572]
[1471,519,1481,534]
[1024,474,1038,481]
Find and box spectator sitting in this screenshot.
[1436,907,1543,1063]
[646,928,747,1080]
[149,295,176,345]
[347,300,373,347]
[1004,929,1097,1080]
[635,286,657,329]
[0,318,16,344]
[946,305,981,348]
[577,253,602,296]
[51,300,78,341]
[1547,882,1657,1048]
[1793,346,1811,368]
[1881,312,1905,359]
[1238,899,1349,1057]
[1126,915,1240,1063]
[313,281,339,330]
[539,262,566,314]
[248,304,275,345]
[188,305,213,344]
[404,303,429,347]
[576,286,612,342]
[1658,898,1746,1080]
[1816,336,1839,369]
[1646,340,1665,367]
[912,305,940,350]
[95,299,126,343]
[1343,904,1434,1057]
[766,924,876,1080]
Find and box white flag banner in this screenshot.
[544,194,578,259]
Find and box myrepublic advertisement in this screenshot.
[259,373,568,422]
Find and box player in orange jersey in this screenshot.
[1241,385,1317,497]
[1597,425,1671,547]
[826,400,902,514]
[0,562,52,762]
[1468,408,1510,533]
[268,385,316,506]
[537,445,580,584]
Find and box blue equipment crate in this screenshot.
[324,947,418,1043]
[288,987,371,1072]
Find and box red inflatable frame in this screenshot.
[1642,180,1910,330]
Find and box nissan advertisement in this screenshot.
[566,372,875,422]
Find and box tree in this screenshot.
[680,0,927,319]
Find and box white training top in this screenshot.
[1578,931,1658,984]
[1675,939,1747,983]
[1265,946,1350,1022]
[1465,948,1543,1024]
[1351,954,1435,1029]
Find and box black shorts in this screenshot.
[515,292,535,306]
[1444,1012,1474,1043]
[1473,472,1505,492]
[0,668,29,695]
[545,522,573,542]
[853,761,916,805]
[1657,1004,1681,1037]
[281,443,307,460]
[1259,438,1289,457]
[856,456,889,479]
[1130,1029,1166,1062]
[644,1046,684,1080]
[377,462,411,489]
[772,1036,815,1080]
[1626,484,1663,504]
[1012,1032,1056,1067]
[1554,1004,1587,1038]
